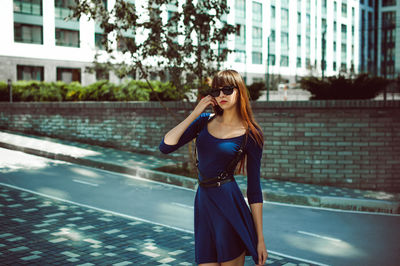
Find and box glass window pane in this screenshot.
[252,2,262,22]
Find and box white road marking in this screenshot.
[297,231,342,242]
[172,202,194,209]
[72,179,99,187]
[0,182,330,266]
[264,200,400,217]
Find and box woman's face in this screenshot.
[213,86,239,111]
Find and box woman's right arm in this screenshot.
[159,95,217,154]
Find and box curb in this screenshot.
[1,141,399,214]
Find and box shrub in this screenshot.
[300,74,391,100]
[119,80,151,101]
[247,82,265,101]
[0,79,189,101]
[149,81,186,101]
[0,81,8,101]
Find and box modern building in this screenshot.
[0,0,398,86]
[376,0,399,79]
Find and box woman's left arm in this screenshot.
[250,203,267,265]
[246,134,268,265]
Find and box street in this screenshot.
[1,147,399,266]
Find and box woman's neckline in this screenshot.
[205,114,246,140]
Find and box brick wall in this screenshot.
[1,100,399,192]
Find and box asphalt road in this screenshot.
[1,147,399,266]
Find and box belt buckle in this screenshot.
[220,172,228,180]
[217,181,221,187]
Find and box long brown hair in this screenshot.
[211,69,264,175]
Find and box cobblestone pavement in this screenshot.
[0,185,319,266]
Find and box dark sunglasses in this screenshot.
[209,85,237,97]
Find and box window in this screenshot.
[306,0,310,12]
[341,43,347,61]
[96,69,109,80]
[340,63,347,72]
[95,33,107,50]
[296,57,302,68]
[102,0,107,10]
[252,2,262,22]
[322,18,327,32]
[297,35,301,47]
[55,0,76,19]
[281,0,289,7]
[57,67,81,83]
[341,3,347,17]
[270,30,275,42]
[281,32,289,54]
[306,36,310,54]
[297,12,301,24]
[235,24,246,45]
[234,50,246,63]
[235,0,245,18]
[167,10,178,33]
[341,24,347,42]
[382,11,396,28]
[17,65,44,81]
[368,11,373,30]
[117,36,134,52]
[268,54,275,65]
[56,28,79,47]
[369,0,374,7]
[14,23,43,44]
[271,5,276,19]
[334,21,337,33]
[334,1,337,13]
[334,41,336,51]
[252,52,262,64]
[281,8,289,29]
[306,57,310,67]
[280,55,289,67]
[252,27,262,47]
[306,14,310,33]
[333,61,337,70]
[13,0,42,16]
[382,0,396,6]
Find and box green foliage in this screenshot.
[149,81,185,101]
[300,74,391,100]
[69,0,236,102]
[11,81,63,101]
[247,82,264,101]
[0,81,8,101]
[0,80,184,102]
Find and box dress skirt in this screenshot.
[194,179,259,264]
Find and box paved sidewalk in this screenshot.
[0,184,319,266]
[0,130,399,214]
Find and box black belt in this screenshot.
[198,173,234,188]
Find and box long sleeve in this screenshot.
[246,133,264,204]
[159,112,210,154]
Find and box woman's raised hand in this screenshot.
[192,95,218,117]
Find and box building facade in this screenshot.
[376,0,399,79]
[0,0,397,86]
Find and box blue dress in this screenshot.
[159,112,263,265]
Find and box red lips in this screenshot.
[220,100,227,104]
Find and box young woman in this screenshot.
[159,70,268,266]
